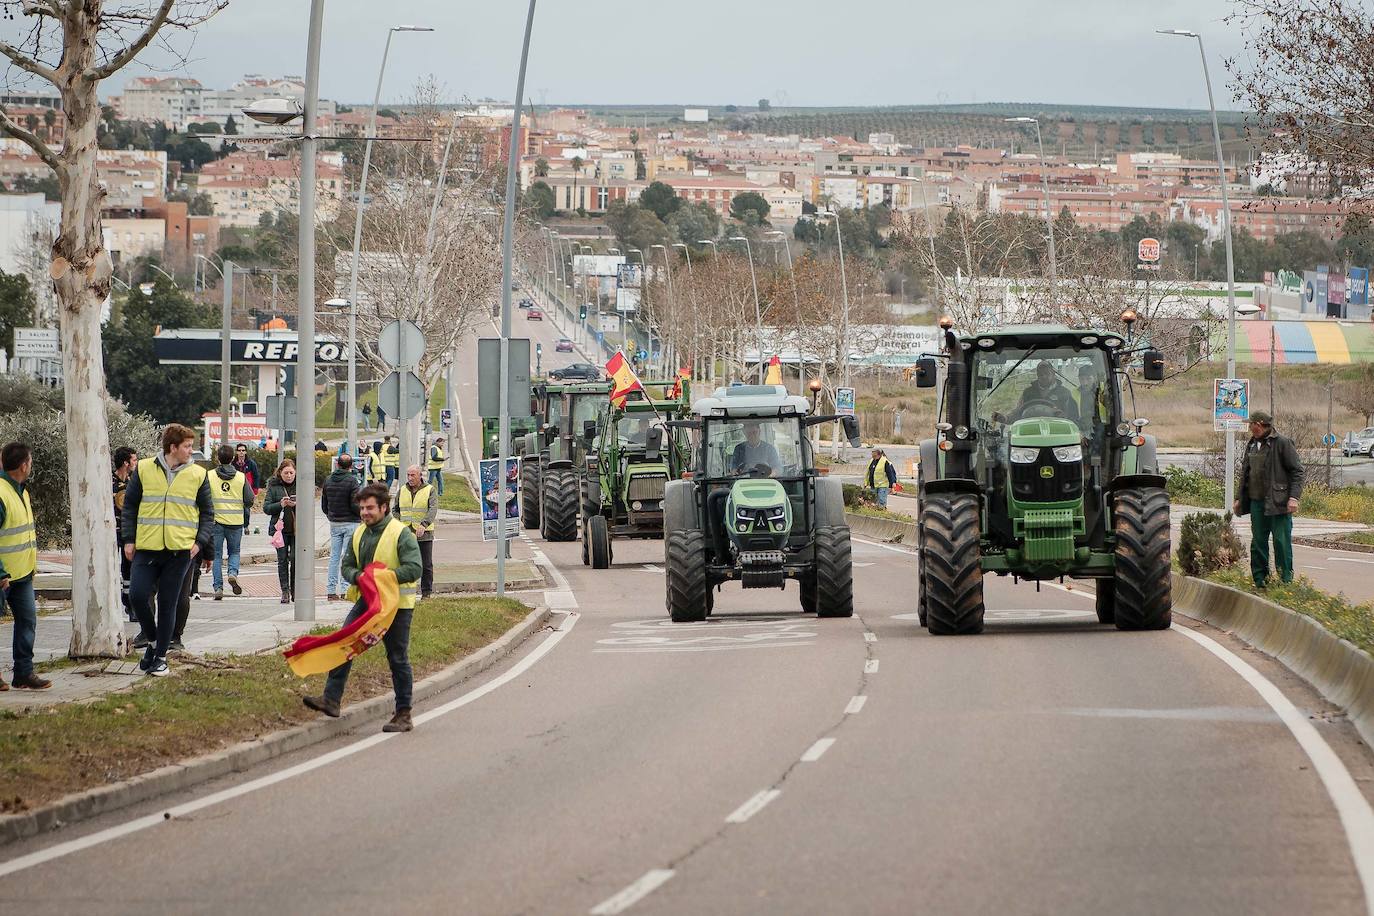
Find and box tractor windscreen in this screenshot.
[705,418,806,478]
[617,414,663,447]
[972,346,1111,434]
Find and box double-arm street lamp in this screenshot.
[1005,116,1059,304]
[765,229,804,395]
[728,236,766,383]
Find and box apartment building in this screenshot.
[113,75,336,134]
[199,151,344,227]
[97,149,169,211]
[1114,151,1242,188]
[1175,196,1358,244]
[115,77,204,130]
[994,186,1174,230]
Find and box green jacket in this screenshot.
[0,469,28,581]
[341,516,423,586]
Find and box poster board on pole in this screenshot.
[1213,378,1249,431]
[480,457,520,541]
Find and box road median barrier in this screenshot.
[0,603,552,848]
[844,511,917,544]
[1172,573,1374,748]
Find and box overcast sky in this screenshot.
[109,0,1252,111]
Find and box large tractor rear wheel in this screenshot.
[921,492,985,635]
[1111,486,1172,630]
[541,468,579,542]
[588,514,612,569]
[814,526,854,618]
[666,530,709,622]
[520,460,541,529]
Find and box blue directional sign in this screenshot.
[636,349,648,361]
[1323,433,1338,447]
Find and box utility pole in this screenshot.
[219,260,235,451]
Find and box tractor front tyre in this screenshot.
[814,525,854,618]
[921,493,985,635]
[581,475,602,522]
[541,469,579,542]
[1111,486,1172,631]
[666,530,709,622]
[520,461,541,530]
[1095,580,1116,624]
[588,514,612,569]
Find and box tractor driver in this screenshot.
[1014,361,1079,423]
[1076,363,1108,433]
[731,421,782,475]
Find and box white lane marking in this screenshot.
[0,613,580,879]
[725,788,782,824]
[864,659,879,673]
[800,738,837,762]
[853,562,875,568]
[845,695,868,714]
[853,536,915,555]
[589,869,676,915]
[863,631,877,642]
[1306,565,1329,570]
[1173,624,1374,913]
[1326,556,1374,565]
[640,564,663,572]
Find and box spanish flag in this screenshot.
[283,563,401,677]
[606,350,644,408]
[666,366,691,400]
[764,355,782,386]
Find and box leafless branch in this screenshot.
[0,106,61,172]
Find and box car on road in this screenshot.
[548,363,601,381]
[555,338,574,353]
[1343,427,1374,457]
[526,308,543,320]
[518,299,535,310]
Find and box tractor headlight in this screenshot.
[1052,444,1083,463]
[1009,446,1039,464]
[737,523,749,532]
[631,500,642,510]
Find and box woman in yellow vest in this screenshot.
[0,442,48,690]
[302,482,422,732]
[396,464,438,599]
[122,424,215,677]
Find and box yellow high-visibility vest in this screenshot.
[212,469,248,526]
[346,518,417,609]
[381,445,400,468]
[0,476,37,581]
[427,446,446,471]
[368,454,385,481]
[134,457,207,552]
[398,484,434,533]
[867,456,893,489]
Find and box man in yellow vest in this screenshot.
[122,424,215,677]
[0,442,48,690]
[210,444,253,601]
[396,464,438,599]
[381,435,400,487]
[866,448,897,509]
[427,436,447,495]
[303,482,422,732]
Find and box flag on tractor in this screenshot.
[666,366,691,400]
[606,350,644,408]
[764,355,782,386]
[282,563,400,677]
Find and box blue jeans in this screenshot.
[327,522,356,594]
[1,575,37,679]
[323,599,414,711]
[874,487,890,508]
[428,468,444,495]
[385,466,397,487]
[211,524,243,591]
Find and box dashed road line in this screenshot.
[724,789,782,824]
[844,695,868,714]
[863,631,877,642]
[800,738,836,762]
[589,869,676,915]
[864,659,879,673]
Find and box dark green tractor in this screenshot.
[580,388,692,569]
[662,385,862,623]
[914,322,1171,635]
[524,381,612,542]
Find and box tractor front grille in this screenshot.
[627,473,668,503]
[1011,450,1083,502]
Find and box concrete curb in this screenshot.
[433,577,544,594]
[1293,534,1374,554]
[844,511,918,544]
[0,605,553,848]
[1172,573,1374,748]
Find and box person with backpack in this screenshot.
[321,453,361,601]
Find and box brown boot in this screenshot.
[11,673,52,690]
[0,674,8,691]
[302,694,340,717]
[382,708,413,732]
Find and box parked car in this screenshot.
[555,338,575,353]
[1343,427,1374,457]
[526,308,543,320]
[548,363,601,381]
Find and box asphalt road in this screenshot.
[3,305,1373,914]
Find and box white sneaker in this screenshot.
[148,658,170,677]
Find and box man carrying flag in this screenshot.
[666,366,691,400]
[764,355,783,386]
[606,349,644,408]
[299,482,422,732]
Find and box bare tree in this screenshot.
[0,0,225,657]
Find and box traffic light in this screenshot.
[579,304,588,320]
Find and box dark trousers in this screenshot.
[276,535,296,596]
[1,575,37,679]
[385,466,398,487]
[167,560,199,643]
[323,599,414,711]
[119,540,134,621]
[130,549,193,660]
[418,538,434,597]
[1249,500,1294,586]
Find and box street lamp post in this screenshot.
[1005,116,1058,305]
[729,236,766,383]
[650,243,674,376]
[698,240,722,382]
[627,246,644,360]
[765,229,804,395]
[1158,27,1241,514]
[816,211,851,459]
[672,242,699,380]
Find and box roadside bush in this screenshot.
[1297,484,1374,526]
[1164,466,1223,508]
[0,376,158,548]
[1177,510,1242,577]
[842,483,869,508]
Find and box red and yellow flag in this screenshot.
[666,366,691,400]
[283,562,400,677]
[606,350,644,408]
[764,355,782,386]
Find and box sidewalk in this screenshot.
[0,516,545,709]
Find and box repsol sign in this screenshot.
[154,335,352,366]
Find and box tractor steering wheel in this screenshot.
[1018,398,1066,420]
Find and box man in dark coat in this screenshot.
[1233,410,1305,587]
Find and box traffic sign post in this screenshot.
[378,319,426,481]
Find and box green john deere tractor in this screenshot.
[519,381,612,542]
[913,322,1171,635]
[662,385,862,622]
[580,387,692,569]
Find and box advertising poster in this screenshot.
[1213,378,1250,432]
[835,387,856,417]
[480,457,521,541]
